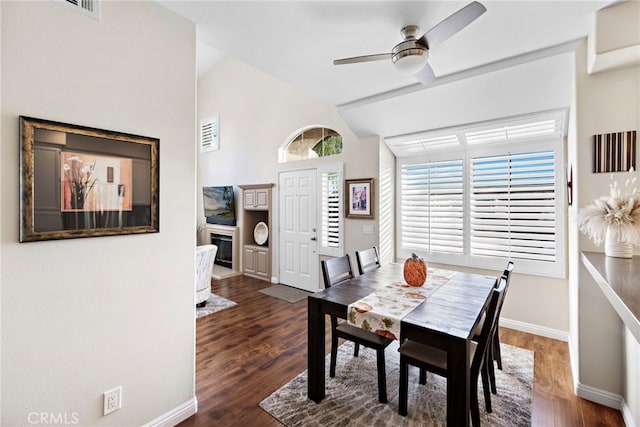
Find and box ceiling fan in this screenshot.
[333,1,487,85]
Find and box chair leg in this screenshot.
[481,359,492,413]
[419,368,427,385]
[493,327,502,370]
[471,371,481,427]
[398,356,409,416]
[487,343,497,395]
[376,348,388,403]
[354,342,360,357]
[330,333,339,378]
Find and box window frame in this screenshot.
[279,126,343,163]
[395,114,567,278]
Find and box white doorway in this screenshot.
[278,169,319,292]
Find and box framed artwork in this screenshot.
[345,178,374,219]
[592,130,636,173]
[19,116,159,242]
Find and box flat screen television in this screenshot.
[203,186,236,226]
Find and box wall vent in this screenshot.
[55,0,100,20]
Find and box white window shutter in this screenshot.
[200,115,219,153]
[400,159,464,255]
[318,164,343,256]
[470,150,556,262]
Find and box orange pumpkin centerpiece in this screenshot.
[403,253,427,287]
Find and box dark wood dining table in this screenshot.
[307,262,497,427]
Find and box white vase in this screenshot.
[604,227,633,258]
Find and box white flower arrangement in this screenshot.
[578,167,640,245]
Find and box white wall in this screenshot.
[573,36,640,415]
[1,2,196,425]
[197,57,380,286]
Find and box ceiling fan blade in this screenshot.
[333,53,392,65]
[419,1,486,49]
[413,62,436,85]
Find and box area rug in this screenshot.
[196,293,237,319]
[260,340,532,426]
[259,284,311,303]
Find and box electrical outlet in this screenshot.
[103,386,122,416]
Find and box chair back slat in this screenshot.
[321,255,354,289]
[472,277,506,371]
[355,246,381,275]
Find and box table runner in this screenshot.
[347,268,457,340]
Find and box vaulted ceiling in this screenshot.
[159,1,614,138]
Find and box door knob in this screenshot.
[310,237,316,241]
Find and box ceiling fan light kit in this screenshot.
[392,26,429,74]
[333,1,486,85]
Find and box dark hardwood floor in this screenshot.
[178,275,624,427]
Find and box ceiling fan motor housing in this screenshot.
[392,26,429,74]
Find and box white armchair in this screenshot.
[196,244,217,307]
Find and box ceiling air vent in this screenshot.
[200,115,219,153]
[55,0,100,20]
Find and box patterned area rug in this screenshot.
[196,293,237,319]
[260,340,533,426]
[259,285,311,303]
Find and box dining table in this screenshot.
[307,262,497,427]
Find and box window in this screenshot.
[280,127,342,162]
[318,164,343,256]
[400,159,464,254]
[392,110,566,277]
[470,150,556,262]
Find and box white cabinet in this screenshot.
[243,188,270,210]
[239,183,274,281]
[243,245,269,279]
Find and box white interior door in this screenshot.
[278,169,318,292]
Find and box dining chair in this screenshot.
[321,255,394,403]
[472,261,514,395]
[492,261,514,370]
[484,261,514,396]
[398,277,507,426]
[355,246,381,275]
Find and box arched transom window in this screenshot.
[281,127,342,162]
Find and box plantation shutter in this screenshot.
[200,115,219,153]
[400,159,464,254]
[470,150,556,262]
[319,165,343,256]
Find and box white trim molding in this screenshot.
[575,382,623,411]
[143,397,197,427]
[501,318,569,342]
[622,399,637,427]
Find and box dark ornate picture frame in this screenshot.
[345,178,374,219]
[19,116,159,242]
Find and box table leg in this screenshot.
[447,338,470,426]
[307,297,325,403]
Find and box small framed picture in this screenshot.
[345,178,374,219]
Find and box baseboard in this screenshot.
[143,396,197,427]
[622,398,638,427]
[501,318,569,342]
[575,382,623,410]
